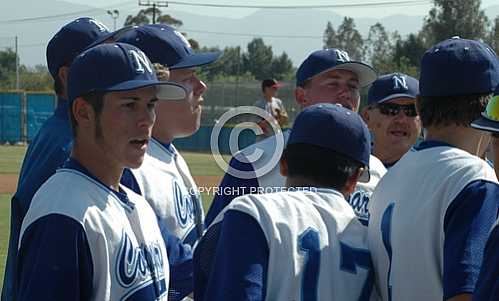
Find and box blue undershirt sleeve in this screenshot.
[443,180,499,299]
[205,157,259,227]
[16,214,93,301]
[203,210,268,301]
[472,224,499,301]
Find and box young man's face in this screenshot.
[153,68,207,141]
[264,86,278,98]
[93,86,157,169]
[363,98,421,163]
[296,69,361,112]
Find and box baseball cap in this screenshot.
[288,103,371,182]
[117,24,222,69]
[47,17,128,79]
[367,73,419,105]
[471,85,499,133]
[68,43,187,104]
[262,78,283,90]
[296,48,377,88]
[419,36,499,97]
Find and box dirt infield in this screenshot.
[193,175,222,189]
[0,174,18,194]
[0,174,220,195]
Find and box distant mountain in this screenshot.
[1,1,498,67]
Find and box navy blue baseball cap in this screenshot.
[419,37,499,97]
[296,48,377,88]
[288,103,371,182]
[471,85,499,133]
[368,73,419,105]
[68,43,187,104]
[117,24,222,69]
[47,17,128,79]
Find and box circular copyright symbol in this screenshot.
[210,106,285,179]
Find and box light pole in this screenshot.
[107,9,119,30]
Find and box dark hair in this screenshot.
[53,76,63,95]
[69,91,105,137]
[282,143,363,190]
[261,78,278,92]
[416,93,491,128]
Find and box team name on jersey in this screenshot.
[173,179,199,228]
[347,189,371,225]
[117,231,166,294]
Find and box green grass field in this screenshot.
[0,144,224,295]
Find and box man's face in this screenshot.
[363,98,422,163]
[153,68,207,141]
[93,86,157,169]
[264,86,278,98]
[296,69,361,111]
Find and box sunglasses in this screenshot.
[482,95,499,121]
[374,103,418,117]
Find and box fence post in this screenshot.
[21,92,27,143]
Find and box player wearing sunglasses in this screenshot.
[362,73,421,168]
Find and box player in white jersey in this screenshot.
[367,37,499,301]
[118,24,221,248]
[16,43,187,300]
[195,103,377,300]
[205,48,386,227]
[469,87,499,301]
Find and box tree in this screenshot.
[363,23,394,72]
[421,0,489,46]
[124,7,182,27]
[486,16,499,52]
[323,21,338,49]
[0,48,16,84]
[270,52,294,80]
[242,38,273,80]
[393,33,427,69]
[334,17,364,60]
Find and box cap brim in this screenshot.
[102,80,187,100]
[358,166,370,183]
[471,115,499,134]
[84,26,138,51]
[320,61,378,87]
[170,51,223,69]
[377,93,417,104]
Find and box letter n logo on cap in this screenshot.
[335,49,350,62]
[393,74,408,90]
[88,19,109,32]
[129,50,153,74]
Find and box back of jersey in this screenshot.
[228,188,377,301]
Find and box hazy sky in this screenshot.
[65,0,499,20]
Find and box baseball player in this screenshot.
[205,48,386,227]
[367,37,499,301]
[195,104,376,300]
[1,17,123,301]
[116,24,221,299]
[361,73,421,168]
[16,42,187,300]
[468,87,499,301]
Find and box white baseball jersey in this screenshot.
[210,188,378,301]
[368,142,499,301]
[129,139,204,246]
[234,131,387,224]
[17,163,169,300]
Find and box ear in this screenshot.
[361,107,370,123]
[58,66,70,95]
[279,156,289,177]
[72,97,95,129]
[294,87,307,109]
[343,168,363,196]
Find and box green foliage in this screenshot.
[242,38,273,80]
[323,18,363,60]
[0,49,16,83]
[363,23,395,73]
[421,0,489,46]
[486,16,499,52]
